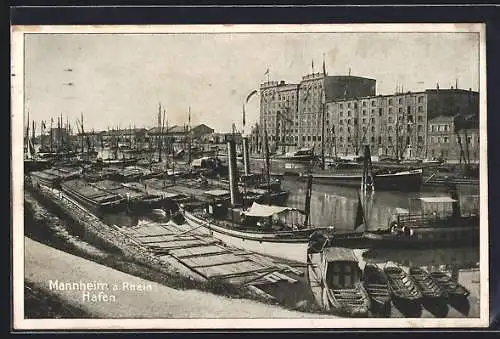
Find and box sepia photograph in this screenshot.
[11,23,488,329]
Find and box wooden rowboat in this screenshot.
[307,247,371,316]
[409,267,446,300]
[429,271,470,300]
[384,266,422,303]
[362,264,391,314]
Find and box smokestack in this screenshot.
[242,137,250,175]
[227,139,241,206]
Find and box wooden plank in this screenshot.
[264,275,279,283]
[135,233,177,238]
[247,285,277,301]
[170,245,231,258]
[196,261,263,279]
[140,236,199,245]
[148,240,208,250]
[273,272,298,283]
[191,258,250,269]
[204,266,277,280]
[185,253,254,269]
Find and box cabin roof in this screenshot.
[418,197,457,203]
[243,202,292,217]
[204,189,230,197]
[324,247,359,263]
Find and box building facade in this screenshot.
[427,115,480,163]
[326,88,478,160]
[259,73,376,154]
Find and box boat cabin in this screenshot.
[322,248,362,290]
[240,202,305,231]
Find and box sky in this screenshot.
[24,31,480,133]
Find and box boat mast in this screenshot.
[303,173,313,228]
[321,90,326,170]
[361,144,375,192]
[49,118,53,153]
[188,106,192,165]
[80,113,85,160]
[157,102,162,163]
[263,122,271,204]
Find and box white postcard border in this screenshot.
[11,23,489,330]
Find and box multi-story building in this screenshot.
[259,68,479,160]
[427,114,480,163]
[259,73,376,154]
[326,87,479,160]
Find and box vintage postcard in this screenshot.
[11,23,489,329]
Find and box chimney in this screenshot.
[242,137,250,175]
[227,139,241,206]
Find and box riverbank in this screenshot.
[24,237,333,319]
[23,186,321,315]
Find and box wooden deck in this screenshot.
[120,220,304,289]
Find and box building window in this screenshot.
[388,126,393,132]
[348,103,351,108]
[388,136,392,143]
[388,117,393,123]
[418,106,423,112]
[339,103,343,109]
[467,136,472,144]
[379,108,383,116]
[388,107,393,114]
[437,137,442,143]
[417,115,423,122]
[371,118,375,123]
[339,127,343,133]
[362,118,367,124]
[417,125,423,132]
[347,119,351,125]
[371,100,376,106]
[363,102,367,107]
[371,109,375,115]
[339,120,344,125]
[371,126,375,132]
[418,96,424,103]
[398,107,402,113]
[340,111,343,117]
[398,98,403,104]
[443,137,449,143]
[307,136,311,141]
[347,136,351,142]
[418,136,423,143]
[371,136,375,143]
[340,136,343,142]
[348,111,352,117]
[362,110,367,116]
[388,99,393,105]
[354,103,358,109]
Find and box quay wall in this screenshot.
[23,183,270,304]
[25,183,182,278]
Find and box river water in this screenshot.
[94,149,480,273]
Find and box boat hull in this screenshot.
[60,180,126,217]
[307,252,371,316]
[182,210,311,264]
[301,169,423,191]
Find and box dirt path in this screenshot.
[24,237,335,319]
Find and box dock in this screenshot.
[119,219,304,289]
